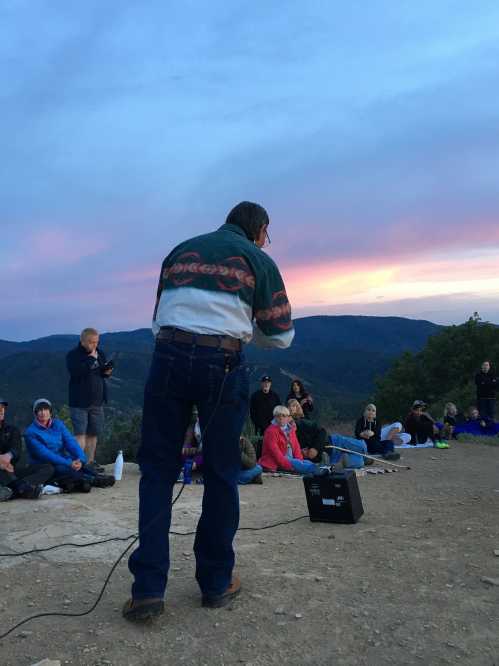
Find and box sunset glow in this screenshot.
[1,2,499,339]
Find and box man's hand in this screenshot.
[103,367,113,376]
[0,452,14,473]
[71,460,83,471]
[360,430,373,438]
[89,349,98,359]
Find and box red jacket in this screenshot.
[259,423,303,472]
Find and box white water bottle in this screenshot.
[114,450,124,481]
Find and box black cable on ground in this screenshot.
[0,483,186,641]
[0,514,310,558]
[0,367,311,641]
[0,507,309,641]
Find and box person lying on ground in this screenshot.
[0,397,53,501]
[287,398,327,463]
[259,405,317,475]
[286,380,314,418]
[453,406,499,437]
[24,399,115,492]
[404,400,445,447]
[354,404,401,461]
[238,436,263,484]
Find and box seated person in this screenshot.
[238,436,263,484]
[259,405,317,475]
[0,397,53,501]
[454,406,499,437]
[287,399,327,463]
[404,400,443,446]
[181,406,203,471]
[441,402,464,440]
[354,404,401,461]
[286,380,314,418]
[24,399,114,492]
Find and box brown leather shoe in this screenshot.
[202,575,241,608]
[122,597,165,622]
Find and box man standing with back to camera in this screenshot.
[123,201,294,622]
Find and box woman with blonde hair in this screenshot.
[259,405,317,474]
[354,403,401,460]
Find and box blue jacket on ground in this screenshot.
[24,418,87,468]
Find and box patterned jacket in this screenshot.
[153,223,294,348]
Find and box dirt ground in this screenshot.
[1,441,498,666]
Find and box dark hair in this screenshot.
[225,201,269,241]
[290,379,307,397]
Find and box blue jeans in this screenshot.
[328,434,367,468]
[288,458,318,475]
[128,339,249,600]
[238,464,262,484]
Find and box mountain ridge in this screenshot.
[0,315,441,424]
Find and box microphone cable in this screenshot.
[0,358,309,641]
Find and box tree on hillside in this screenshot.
[374,316,499,421]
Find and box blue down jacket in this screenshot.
[24,418,87,468]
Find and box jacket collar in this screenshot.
[217,223,251,240]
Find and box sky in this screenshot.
[2,1,499,340]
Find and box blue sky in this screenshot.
[2,1,499,339]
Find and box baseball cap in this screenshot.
[260,375,272,382]
[0,397,8,406]
[412,400,426,408]
[33,398,52,413]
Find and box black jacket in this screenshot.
[295,418,327,461]
[0,421,22,463]
[250,389,281,432]
[354,417,382,443]
[66,343,109,408]
[475,371,497,399]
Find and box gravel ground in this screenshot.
[1,442,498,666]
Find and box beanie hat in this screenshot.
[225,201,269,241]
[33,398,52,413]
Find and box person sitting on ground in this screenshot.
[181,406,203,471]
[354,404,401,461]
[287,399,327,463]
[24,399,115,492]
[286,380,314,418]
[441,402,464,440]
[404,400,434,445]
[453,406,499,437]
[0,397,53,501]
[259,405,317,475]
[238,436,263,484]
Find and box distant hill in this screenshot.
[0,316,441,426]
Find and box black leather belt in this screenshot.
[157,326,242,352]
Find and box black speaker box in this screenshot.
[303,470,364,524]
